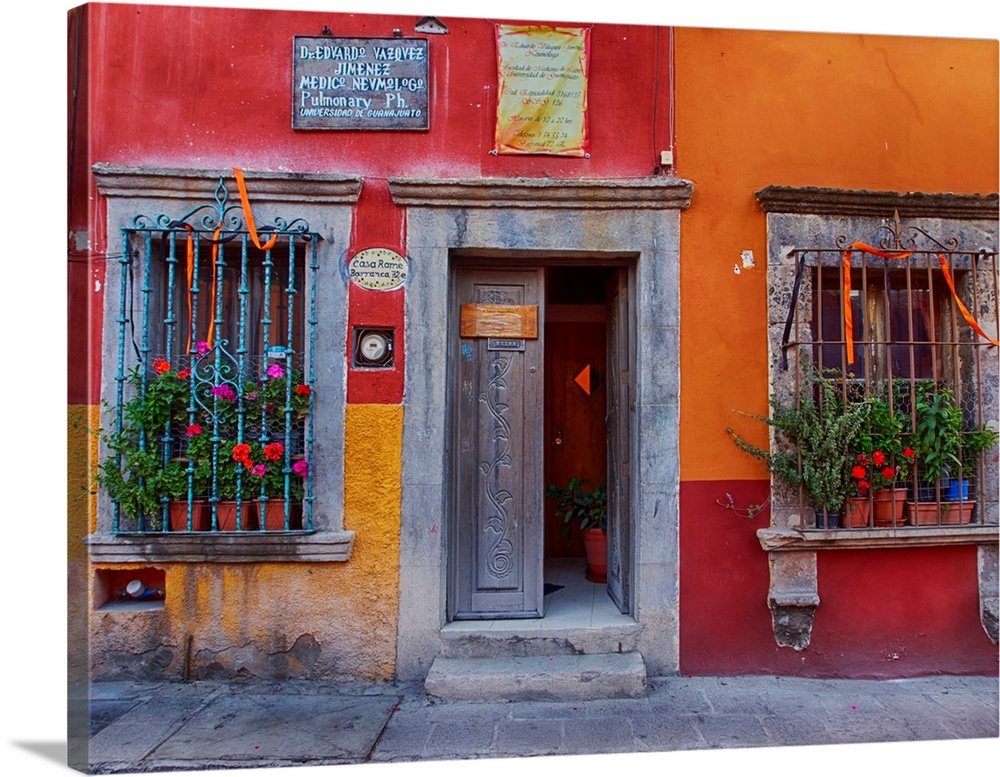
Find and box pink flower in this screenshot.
[251,464,266,477]
[186,424,202,437]
[212,384,236,401]
[292,460,309,477]
[267,363,285,379]
[196,341,210,355]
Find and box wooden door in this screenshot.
[606,269,633,613]
[450,268,544,619]
[544,318,607,557]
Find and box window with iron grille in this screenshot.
[99,183,320,535]
[771,218,999,532]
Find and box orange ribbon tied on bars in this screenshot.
[184,169,277,353]
[233,167,278,252]
[842,242,911,365]
[842,241,999,365]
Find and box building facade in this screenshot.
[68,3,999,686]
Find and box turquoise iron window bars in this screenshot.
[110,177,319,534]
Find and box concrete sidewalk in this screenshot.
[76,673,999,774]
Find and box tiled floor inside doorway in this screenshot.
[442,557,634,633]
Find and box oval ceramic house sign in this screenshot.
[348,247,409,291]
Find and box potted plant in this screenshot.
[729,373,868,528]
[947,423,1000,501]
[846,389,913,526]
[909,382,963,502]
[546,477,608,582]
[243,439,308,531]
[97,361,199,530]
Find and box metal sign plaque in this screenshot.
[487,338,526,352]
[293,36,429,130]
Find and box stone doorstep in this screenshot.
[423,653,648,702]
[438,623,642,658]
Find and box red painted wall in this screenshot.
[680,482,998,677]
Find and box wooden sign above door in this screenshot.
[460,304,538,338]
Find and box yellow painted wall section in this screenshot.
[674,27,999,482]
[86,403,404,681]
[69,405,100,680]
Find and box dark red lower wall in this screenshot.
[679,480,999,678]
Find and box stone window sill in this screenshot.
[84,530,355,563]
[758,525,999,552]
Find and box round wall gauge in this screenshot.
[353,327,395,368]
[360,331,389,362]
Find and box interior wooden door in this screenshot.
[544,318,607,558]
[450,268,544,619]
[605,268,633,613]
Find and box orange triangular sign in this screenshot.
[574,364,592,396]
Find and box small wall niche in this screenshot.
[95,568,166,612]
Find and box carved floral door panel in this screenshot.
[451,268,545,619]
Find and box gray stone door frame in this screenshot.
[389,177,693,680]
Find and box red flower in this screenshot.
[854,453,869,466]
[177,369,191,380]
[295,384,310,396]
[186,424,202,437]
[872,451,886,466]
[244,459,255,470]
[232,443,252,463]
[881,466,896,481]
[264,442,284,461]
[851,465,867,479]
[153,358,171,375]
[903,447,915,459]
[858,481,870,493]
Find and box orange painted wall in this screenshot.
[674,27,999,482]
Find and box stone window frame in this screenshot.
[754,186,999,648]
[85,166,360,563]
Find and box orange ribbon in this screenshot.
[937,253,1000,348]
[183,224,224,353]
[842,242,911,365]
[233,167,278,251]
[183,170,276,354]
[842,241,998,364]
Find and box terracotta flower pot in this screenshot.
[841,497,871,528]
[871,487,906,526]
[260,501,303,531]
[906,500,975,526]
[168,500,211,532]
[582,527,607,583]
[214,501,258,531]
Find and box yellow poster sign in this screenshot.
[495,25,590,157]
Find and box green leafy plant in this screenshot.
[96,431,188,525]
[728,373,869,514]
[910,381,963,484]
[960,424,999,467]
[546,477,607,535]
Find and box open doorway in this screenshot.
[544,265,613,561]
[448,260,633,621]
